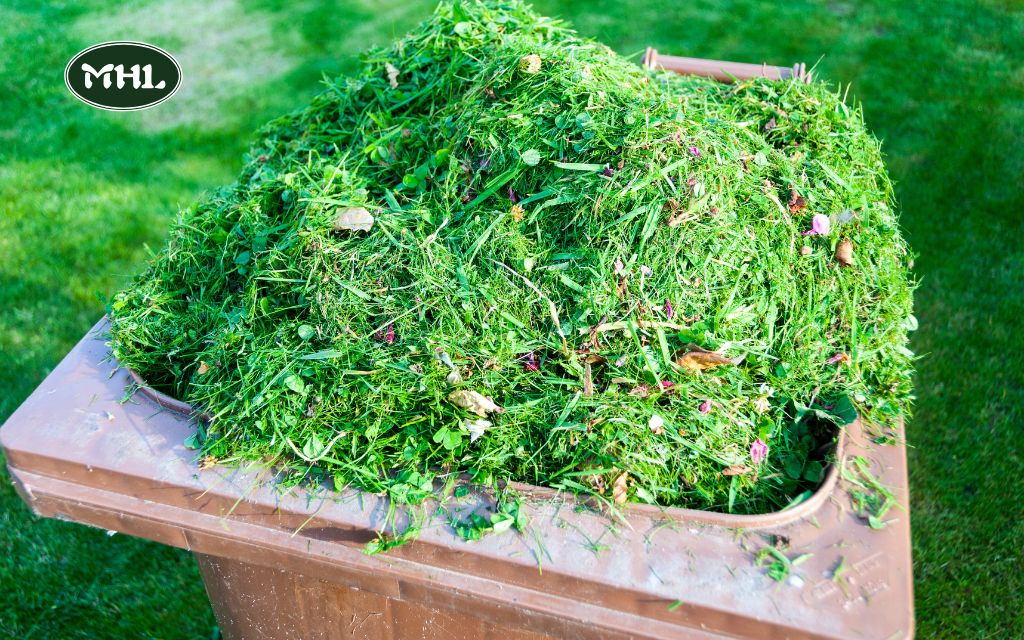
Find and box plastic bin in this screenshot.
[1,53,913,640]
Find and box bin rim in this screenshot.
[127,366,846,530]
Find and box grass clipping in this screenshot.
[109,0,914,516]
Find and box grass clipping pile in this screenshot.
[109,0,914,525]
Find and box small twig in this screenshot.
[492,259,568,353]
[578,319,691,335]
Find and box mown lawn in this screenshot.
[1,0,1021,638]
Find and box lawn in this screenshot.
[0,0,1020,638]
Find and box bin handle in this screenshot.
[642,47,811,83]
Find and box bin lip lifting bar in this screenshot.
[642,47,812,84]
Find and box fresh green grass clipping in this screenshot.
[108,0,914,514]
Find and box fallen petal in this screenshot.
[826,352,851,365]
[461,418,492,442]
[750,438,769,464]
[648,414,665,434]
[811,214,831,236]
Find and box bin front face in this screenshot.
[0,320,915,640]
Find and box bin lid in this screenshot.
[1,319,914,639]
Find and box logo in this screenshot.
[65,41,181,111]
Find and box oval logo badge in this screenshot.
[65,41,181,111]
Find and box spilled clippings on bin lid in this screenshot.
[108,0,915,537]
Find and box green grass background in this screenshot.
[0,0,1020,637]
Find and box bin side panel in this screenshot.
[196,553,558,640]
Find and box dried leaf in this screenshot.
[788,190,807,213]
[519,53,542,74]
[667,210,692,227]
[583,465,605,493]
[675,343,736,372]
[612,472,629,504]
[629,384,651,398]
[665,192,698,226]
[448,389,502,417]
[385,63,399,89]
[445,369,463,386]
[333,207,375,232]
[835,238,854,266]
[197,361,210,375]
[722,464,753,476]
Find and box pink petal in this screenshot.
[750,438,769,464]
[519,352,539,372]
[375,323,396,343]
[811,214,831,236]
[699,400,711,414]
